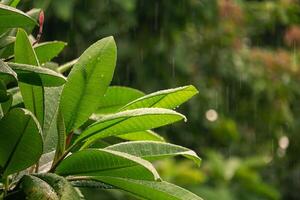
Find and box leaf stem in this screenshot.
[49,142,78,172]
[57,59,78,73]
[3,176,9,197]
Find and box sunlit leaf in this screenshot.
[106,141,201,166]
[14,28,44,125]
[93,177,203,200]
[76,108,186,147]
[8,62,66,86]
[96,86,144,114]
[121,85,198,110]
[0,4,36,28]
[118,130,165,142]
[55,149,160,181]
[60,36,117,133]
[34,41,67,64]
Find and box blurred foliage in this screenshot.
[19,0,300,199]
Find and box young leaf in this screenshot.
[118,130,165,142]
[0,4,37,28]
[14,28,44,125]
[35,173,81,200]
[19,173,81,200]
[0,108,43,177]
[105,141,201,166]
[120,85,198,110]
[96,86,144,114]
[8,62,66,86]
[34,41,67,64]
[76,108,186,147]
[93,177,203,200]
[55,149,160,181]
[60,36,117,133]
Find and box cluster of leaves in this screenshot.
[30,0,300,199]
[0,2,202,199]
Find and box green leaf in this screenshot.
[0,92,12,119]
[106,141,201,166]
[96,86,144,114]
[0,59,17,83]
[8,62,66,86]
[0,35,15,49]
[60,36,117,133]
[120,85,198,110]
[55,149,160,181]
[93,177,203,200]
[76,108,186,147]
[118,130,165,142]
[0,4,37,28]
[35,173,81,199]
[1,0,21,7]
[70,179,115,189]
[14,28,44,125]
[8,87,23,107]
[43,87,64,154]
[0,108,43,177]
[0,81,8,102]
[19,173,81,200]
[34,41,67,64]
[54,108,66,160]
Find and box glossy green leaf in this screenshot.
[19,173,81,200]
[55,149,160,181]
[8,62,66,86]
[118,130,165,142]
[76,108,186,147]
[121,85,198,110]
[0,4,36,28]
[96,86,144,114]
[60,36,117,133]
[0,108,43,177]
[14,28,44,125]
[34,41,67,64]
[93,177,203,200]
[106,141,201,166]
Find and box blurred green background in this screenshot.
[21,0,300,199]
